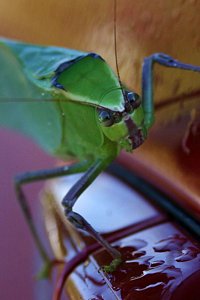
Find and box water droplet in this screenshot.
[134,281,165,293]
[150,260,165,268]
[132,251,146,259]
[176,246,200,262]
[132,239,148,250]
[153,235,186,252]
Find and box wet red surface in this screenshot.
[48,171,200,300]
[60,224,200,300]
[100,226,200,300]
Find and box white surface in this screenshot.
[51,172,158,233]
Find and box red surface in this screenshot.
[47,172,200,299]
[52,195,200,299]
[94,223,200,300]
[0,129,55,300]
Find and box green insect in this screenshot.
[1,26,200,300]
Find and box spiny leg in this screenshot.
[61,158,121,260]
[142,53,200,130]
[14,160,90,276]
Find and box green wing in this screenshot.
[0,39,91,155]
[0,38,86,80]
[0,40,69,155]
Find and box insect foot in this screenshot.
[66,210,122,259]
[101,257,123,273]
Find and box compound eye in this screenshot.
[127,92,139,103]
[125,91,141,113]
[98,109,114,127]
[127,91,135,101]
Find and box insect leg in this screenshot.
[142,53,200,129]
[14,160,90,274]
[61,158,121,260]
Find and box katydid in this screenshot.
[1,33,200,300]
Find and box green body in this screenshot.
[2,38,198,293]
[0,39,146,162]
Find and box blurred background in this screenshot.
[0,0,200,299]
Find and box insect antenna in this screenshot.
[113,0,128,103]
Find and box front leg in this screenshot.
[142,53,200,129]
[14,160,90,276]
[61,158,121,260]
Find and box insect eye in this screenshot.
[125,91,141,113]
[98,110,114,127]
